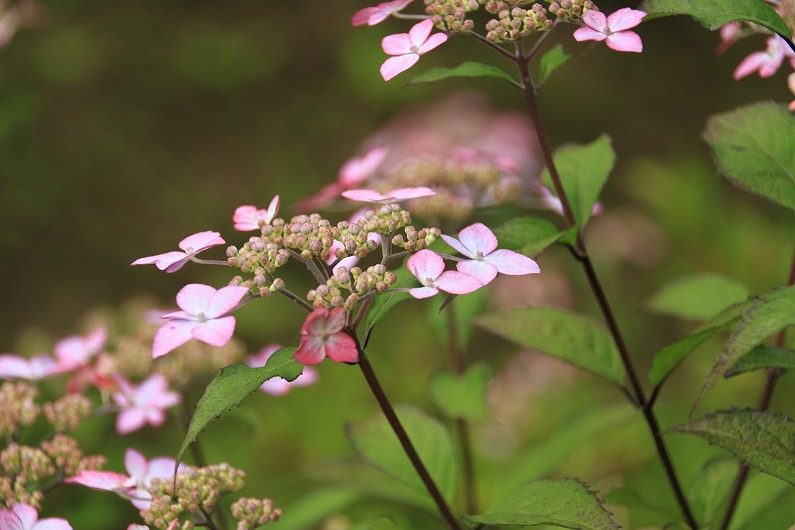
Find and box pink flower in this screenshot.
[353,0,413,26]
[717,22,742,55]
[233,195,280,232]
[248,344,318,395]
[380,19,448,81]
[441,223,540,285]
[112,374,181,434]
[294,308,358,365]
[339,147,388,186]
[406,249,483,299]
[789,73,795,111]
[152,284,249,358]
[342,186,436,203]
[734,35,795,79]
[53,327,107,372]
[573,8,646,53]
[538,185,603,218]
[0,504,71,530]
[0,354,58,381]
[131,231,225,273]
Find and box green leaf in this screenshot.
[430,363,491,420]
[687,458,738,525]
[730,471,791,529]
[346,405,458,503]
[540,135,616,228]
[365,267,415,333]
[640,0,792,36]
[275,489,361,530]
[647,273,750,321]
[466,479,618,529]
[476,307,625,384]
[703,102,795,211]
[673,409,795,485]
[537,44,571,86]
[725,345,795,377]
[604,487,674,527]
[176,348,302,464]
[409,61,519,87]
[495,216,567,257]
[349,517,397,530]
[428,288,488,352]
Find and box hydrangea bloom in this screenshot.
[152,284,249,358]
[573,8,646,53]
[342,186,435,203]
[441,223,540,285]
[734,35,795,79]
[112,374,181,434]
[131,231,225,273]
[233,195,280,232]
[0,504,71,530]
[248,344,318,395]
[0,354,58,381]
[406,249,483,299]
[352,0,413,26]
[294,308,358,365]
[53,326,107,372]
[380,19,448,81]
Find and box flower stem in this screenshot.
[354,337,462,530]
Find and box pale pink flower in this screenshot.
[441,223,540,285]
[342,186,435,203]
[233,195,280,232]
[406,249,483,299]
[152,284,248,358]
[131,231,225,273]
[538,185,603,218]
[340,147,389,186]
[127,524,177,530]
[734,35,795,79]
[353,0,413,26]
[112,374,180,435]
[248,344,318,395]
[717,22,742,54]
[573,8,646,53]
[53,327,107,372]
[0,354,58,381]
[380,19,448,81]
[294,308,358,365]
[0,504,71,530]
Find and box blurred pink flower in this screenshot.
[734,35,795,79]
[152,284,248,358]
[789,73,795,110]
[248,344,318,395]
[342,186,435,203]
[442,223,540,285]
[0,504,71,530]
[294,308,358,365]
[131,231,225,273]
[380,19,448,81]
[340,147,389,186]
[353,0,413,26]
[538,185,603,218]
[112,374,180,434]
[54,327,107,372]
[406,249,482,299]
[717,22,742,55]
[0,354,58,381]
[573,8,646,53]
[233,195,280,232]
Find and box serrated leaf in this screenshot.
[346,405,458,503]
[541,135,615,228]
[428,288,488,352]
[275,489,361,530]
[176,348,302,464]
[648,273,750,321]
[704,102,795,211]
[537,44,571,86]
[495,216,566,257]
[409,61,520,87]
[476,307,625,385]
[467,479,618,529]
[725,345,795,377]
[430,363,491,420]
[365,267,415,334]
[641,0,792,36]
[673,409,795,485]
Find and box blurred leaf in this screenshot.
[275,489,361,530]
[647,273,750,321]
[409,61,520,87]
[703,102,795,211]
[365,267,415,334]
[428,288,488,351]
[467,479,618,529]
[176,348,302,464]
[725,345,795,377]
[687,458,737,526]
[673,409,795,485]
[604,487,674,527]
[541,135,616,228]
[350,517,397,530]
[430,363,491,420]
[346,405,458,503]
[641,0,792,35]
[476,307,625,384]
[731,471,791,529]
[537,44,571,86]
[495,216,567,257]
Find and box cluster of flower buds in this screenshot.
[43,394,92,432]
[308,264,398,310]
[424,0,479,32]
[545,0,598,21]
[0,382,39,437]
[230,497,282,529]
[484,2,553,43]
[391,225,442,251]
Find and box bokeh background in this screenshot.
[1,0,794,528]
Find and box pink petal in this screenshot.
[131,251,190,271]
[733,51,769,79]
[605,31,643,53]
[582,10,608,33]
[117,408,147,435]
[382,33,413,55]
[124,449,148,481]
[380,54,420,81]
[66,471,129,491]
[456,260,498,285]
[457,223,498,256]
[144,407,167,428]
[205,285,248,318]
[178,231,224,253]
[352,6,380,26]
[573,27,607,43]
[333,255,360,274]
[295,367,319,387]
[409,286,439,299]
[342,189,386,202]
[0,355,34,379]
[144,458,179,481]
[408,19,434,48]
[265,195,280,221]
[388,186,436,200]
[127,526,149,530]
[0,509,24,530]
[339,147,388,185]
[295,336,326,365]
[440,235,472,258]
[324,333,359,363]
[152,320,196,359]
[259,378,292,395]
[134,374,168,404]
[434,271,483,295]
[248,344,281,367]
[12,504,37,529]
[417,32,447,55]
[485,249,541,275]
[407,249,445,282]
[301,308,330,336]
[233,205,264,232]
[129,490,153,511]
[606,8,646,32]
[324,307,348,334]
[192,317,236,347]
[175,283,216,315]
[32,519,73,530]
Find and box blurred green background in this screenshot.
[2,0,795,528]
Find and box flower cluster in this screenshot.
[484,2,553,44]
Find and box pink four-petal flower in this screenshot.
[132,231,225,273]
[380,19,448,81]
[342,186,436,203]
[53,326,107,372]
[152,284,249,358]
[406,249,483,299]
[0,504,71,530]
[112,374,181,435]
[248,344,318,395]
[734,35,795,79]
[441,223,540,285]
[573,8,646,53]
[352,0,413,26]
[233,195,280,232]
[294,308,358,365]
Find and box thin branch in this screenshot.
[465,31,519,63]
